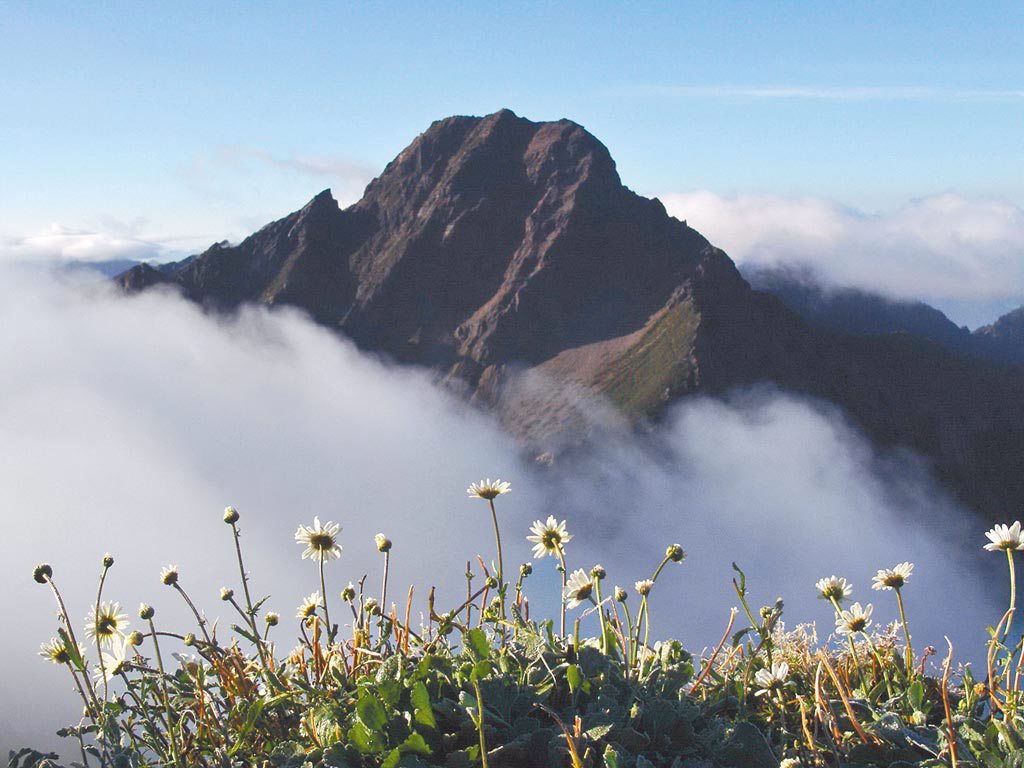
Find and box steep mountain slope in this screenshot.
[118,109,1024,520]
[746,266,973,348]
[975,307,1024,363]
[748,265,1024,365]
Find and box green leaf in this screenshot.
[57,628,85,672]
[466,628,490,660]
[908,679,925,711]
[347,722,385,754]
[322,743,355,767]
[381,748,401,768]
[567,663,582,693]
[731,562,746,595]
[399,732,432,756]
[410,681,437,729]
[231,623,259,644]
[602,743,622,768]
[585,723,613,741]
[470,659,492,682]
[356,692,388,732]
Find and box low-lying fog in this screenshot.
[0,264,1003,754]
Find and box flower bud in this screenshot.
[183,633,196,647]
[265,612,280,627]
[220,587,234,601]
[364,598,380,616]
[590,564,606,580]
[341,583,356,602]
[519,563,532,577]
[666,544,685,563]
[160,565,179,586]
[102,553,115,568]
[33,563,53,584]
[223,506,240,524]
[485,576,499,589]
[374,533,392,553]
[127,631,144,647]
[615,586,628,602]
[139,603,155,620]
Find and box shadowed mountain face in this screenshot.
[119,109,1024,521]
[747,265,1024,365]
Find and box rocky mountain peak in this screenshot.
[116,110,1024,521]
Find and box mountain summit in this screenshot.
[119,109,1024,519]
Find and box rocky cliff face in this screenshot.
[119,109,1024,520]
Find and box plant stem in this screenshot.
[1007,549,1018,643]
[47,579,100,708]
[862,632,896,700]
[465,561,474,626]
[148,617,183,768]
[319,559,333,643]
[380,549,390,645]
[895,588,914,674]
[621,600,635,667]
[593,580,607,655]
[830,597,869,693]
[634,593,651,671]
[94,563,110,704]
[487,499,507,643]
[174,583,212,645]
[556,548,568,639]
[231,522,269,670]
[472,676,489,768]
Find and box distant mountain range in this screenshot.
[117,109,1024,521]
[746,264,1024,365]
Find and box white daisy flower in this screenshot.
[39,637,74,665]
[872,562,914,591]
[635,579,654,597]
[526,516,572,558]
[466,479,512,501]
[562,569,594,609]
[835,602,873,636]
[93,636,130,685]
[295,517,342,562]
[159,565,179,586]
[984,521,1024,552]
[296,591,323,622]
[815,575,853,603]
[85,601,129,646]
[754,661,790,696]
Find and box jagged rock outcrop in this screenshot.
[119,109,1024,520]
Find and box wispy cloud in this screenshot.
[630,84,1024,102]
[186,146,374,190]
[238,148,376,182]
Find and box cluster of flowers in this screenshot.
[33,481,1024,726]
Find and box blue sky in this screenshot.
[2,1,1023,324]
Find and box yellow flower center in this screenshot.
[310,533,334,550]
[97,617,117,636]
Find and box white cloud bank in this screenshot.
[0,266,1002,755]
[663,191,1024,306]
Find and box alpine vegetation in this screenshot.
[18,487,1024,768]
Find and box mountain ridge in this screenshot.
[118,109,1024,521]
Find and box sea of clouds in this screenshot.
[0,263,1004,754]
[663,191,1024,327]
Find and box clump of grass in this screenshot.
[18,485,1024,768]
